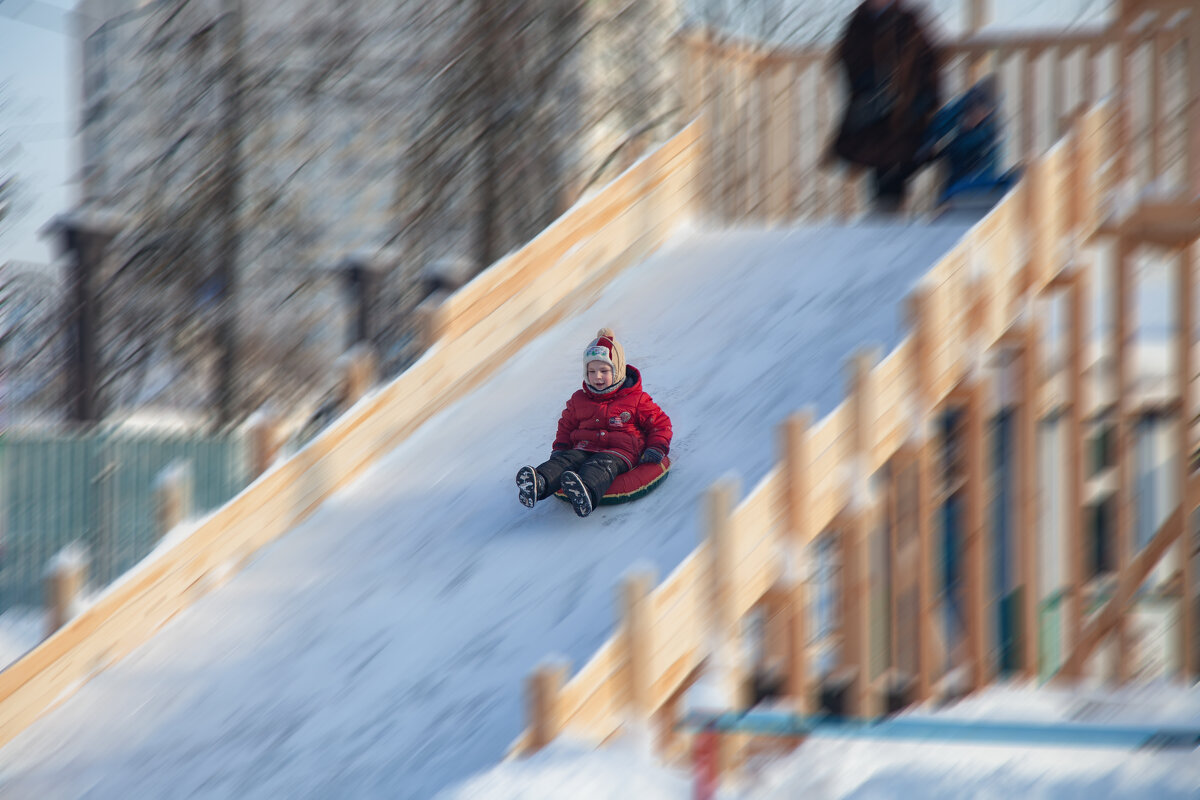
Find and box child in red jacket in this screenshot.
[517,327,672,517]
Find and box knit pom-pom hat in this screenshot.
[583,327,626,388]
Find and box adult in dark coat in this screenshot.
[829,0,941,212]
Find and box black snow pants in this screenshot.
[536,450,628,503]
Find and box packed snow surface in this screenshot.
[440,683,1200,799]
[0,222,970,798]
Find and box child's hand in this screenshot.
[639,448,664,464]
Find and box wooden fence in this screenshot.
[679,2,1197,224]
[0,121,703,749]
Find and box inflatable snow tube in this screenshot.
[555,456,671,506]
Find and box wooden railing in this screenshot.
[677,6,1195,225]
[514,0,1200,765]
[0,122,704,750]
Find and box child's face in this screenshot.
[587,361,614,390]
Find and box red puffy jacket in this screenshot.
[552,365,672,468]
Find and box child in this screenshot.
[516,327,672,518]
[921,76,1019,206]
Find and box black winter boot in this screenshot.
[516,465,544,509]
[559,470,594,518]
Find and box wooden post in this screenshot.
[697,36,715,216]
[621,567,656,727]
[154,461,193,543]
[964,373,989,691]
[785,60,801,220]
[1115,19,1134,193]
[908,289,938,701]
[43,545,87,637]
[965,0,991,84]
[1113,235,1135,683]
[887,448,906,685]
[1066,112,1086,237]
[1049,47,1065,142]
[781,410,814,710]
[338,342,377,407]
[844,348,878,715]
[1062,264,1089,674]
[1017,318,1042,680]
[706,475,740,640]
[1083,43,1098,109]
[759,62,776,223]
[1149,32,1163,182]
[247,409,281,478]
[1176,244,1196,680]
[704,476,744,775]
[1188,13,1200,196]
[1021,50,1037,163]
[526,660,567,753]
[816,62,833,217]
[416,290,451,351]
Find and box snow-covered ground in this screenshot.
[0,221,971,798]
[438,683,1200,800]
[0,608,44,671]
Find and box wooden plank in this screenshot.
[1189,15,1200,195]
[844,349,877,714]
[781,411,813,709]
[1177,245,1196,678]
[909,287,939,701]
[1149,33,1163,180]
[1018,319,1042,680]
[965,373,989,691]
[1064,264,1089,674]
[1113,235,1135,682]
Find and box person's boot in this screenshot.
[516,465,544,509]
[559,470,594,518]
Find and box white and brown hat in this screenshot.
[583,327,626,387]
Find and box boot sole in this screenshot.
[516,466,539,509]
[560,471,593,518]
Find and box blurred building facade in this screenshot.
[70,0,681,422]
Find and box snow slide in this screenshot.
[0,221,970,799]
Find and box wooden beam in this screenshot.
[1187,14,1200,196]
[781,410,814,709]
[1064,264,1090,674]
[965,0,992,85]
[907,289,939,701]
[1177,244,1196,679]
[947,29,1114,59]
[888,449,906,684]
[1018,320,1042,679]
[1113,235,1136,682]
[1021,50,1037,162]
[1083,43,1099,109]
[844,348,878,715]
[1094,200,1200,248]
[527,661,567,753]
[964,372,990,691]
[621,568,656,726]
[1116,22,1135,191]
[1149,33,1164,180]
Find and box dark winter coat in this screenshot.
[552,365,672,469]
[830,1,941,170]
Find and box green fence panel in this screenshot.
[0,429,248,611]
[1039,590,1065,682]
